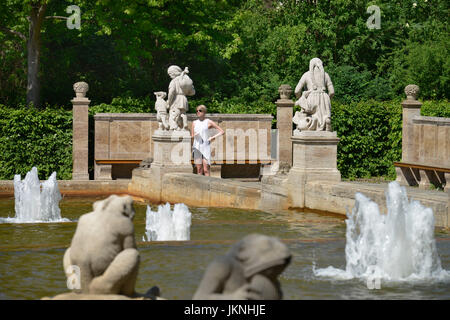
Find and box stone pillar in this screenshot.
[72,82,90,180]
[396,85,422,187]
[276,84,294,168]
[401,84,422,163]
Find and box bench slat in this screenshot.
[393,162,450,173]
[95,160,141,165]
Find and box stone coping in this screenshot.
[94,113,273,122]
[1,177,448,228]
[0,180,130,197]
[413,116,450,126]
[401,100,422,107]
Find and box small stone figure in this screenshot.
[168,105,182,131]
[154,91,169,130]
[139,157,153,169]
[63,195,140,296]
[167,65,195,131]
[293,109,316,132]
[293,58,334,133]
[193,234,291,300]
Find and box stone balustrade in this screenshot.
[93,113,273,179]
[395,85,450,190]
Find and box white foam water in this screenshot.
[314,181,449,285]
[0,167,68,223]
[143,202,192,241]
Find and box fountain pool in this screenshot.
[0,196,449,300]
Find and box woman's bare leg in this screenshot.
[202,159,210,176]
[196,163,204,175]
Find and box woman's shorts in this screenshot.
[193,148,206,165]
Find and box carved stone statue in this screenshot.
[154,91,169,130]
[293,58,334,133]
[63,195,140,296]
[167,65,195,131]
[193,234,291,300]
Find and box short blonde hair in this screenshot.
[196,105,207,113]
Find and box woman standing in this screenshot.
[191,105,224,176]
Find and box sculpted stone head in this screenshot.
[193,233,291,300]
[230,234,291,278]
[92,195,135,220]
[309,57,324,73]
[154,91,167,100]
[167,65,183,79]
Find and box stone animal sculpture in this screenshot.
[63,195,140,296]
[193,234,291,300]
[154,91,169,130]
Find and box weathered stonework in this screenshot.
[126,174,448,228]
[94,113,272,180]
[395,85,450,191]
[285,131,341,208]
[72,82,90,180]
[275,85,294,168]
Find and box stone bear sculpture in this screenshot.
[63,195,139,296]
[193,234,291,300]
[154,91,169,130]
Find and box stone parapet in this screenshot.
[94,112,273,179]
[126,172,449,228]
[396,85,450,190]
[0,180,129,197]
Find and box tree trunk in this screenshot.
[26,3,46,108]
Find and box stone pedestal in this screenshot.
[72,82,90,180]
[290,131,341,181]
[130,130,193,202]
[275,87,294,168]
[287,131,341,208]
[152,130,192,169]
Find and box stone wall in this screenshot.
[397,86,450,190]
[407,116,450,168]
[126,172,449,228]
[94,113,273,179]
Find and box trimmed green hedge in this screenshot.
[0,105,72,180]
[332,100,403,180]
[0,99,448,181]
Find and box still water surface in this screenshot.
[0,197,448,300]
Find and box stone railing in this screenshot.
[395,85,450,190]
[93,113,273,179]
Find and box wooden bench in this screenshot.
[394,161,450,191]
[95,160,142,165]
[94,159,275,180]
[94,160,142,180]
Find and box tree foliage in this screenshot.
[0,0,448,107]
